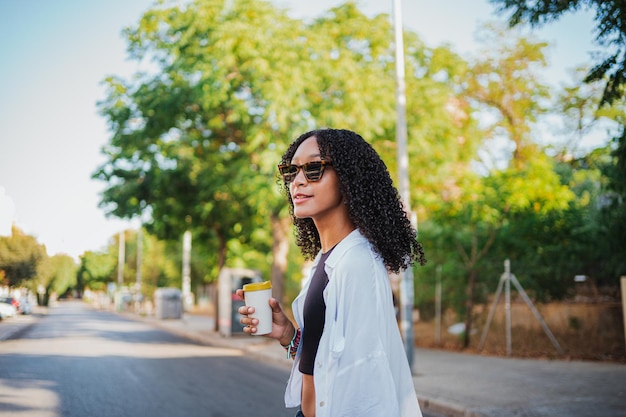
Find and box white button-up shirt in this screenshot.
[285,229,423,417]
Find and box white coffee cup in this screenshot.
[242,281,272,335]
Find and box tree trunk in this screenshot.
[216,233,227,272]
[270,214,291,304]
[463,268,477,348]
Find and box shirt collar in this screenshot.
[324,228,365,271]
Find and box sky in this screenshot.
[0,0,597,260]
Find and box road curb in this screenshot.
[417,397,486,417]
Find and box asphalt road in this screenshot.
[0,301,440,417]
[0,301,294,417]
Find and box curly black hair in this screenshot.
[279,128,426,273]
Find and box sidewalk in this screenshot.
[2,305,625,417]
[132,311,626,417]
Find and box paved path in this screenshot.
[2,304,625,417]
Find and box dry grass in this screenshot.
[414,302,626,362]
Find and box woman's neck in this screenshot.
[315,220,355,253]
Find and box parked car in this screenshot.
[0,301,16,319]
[18,297,33,314]
[0,296,20,314]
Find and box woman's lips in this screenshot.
[292,193,311,204]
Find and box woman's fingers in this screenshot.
[238,305,254,316]
[239,305,258,334]
[239,296,291,339]
[269,297,282,312]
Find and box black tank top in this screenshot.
[299,247,335,375]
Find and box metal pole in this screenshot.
[621,277,626,354]
[135,227,143,313]
[392,0,414,368]
[136,227,142,289]
[182,230,192,310]
[478,273,505,351]
[510,272,564,355]
[505,259,512,356]
[117,231,125,288]
[435,265,442,345]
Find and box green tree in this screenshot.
[421,26,582,348]
[550,67,614,158]
[487,154,576,286]
[419,172,501,328]
[401,39,484,221]
[490,0,626,106]
[77,250,117,292]
[466,23,551,169]
[118,228,180,298]
[489,3,626,277]
[546,71,625,285]
[463,27,561,347]
[94,0,474,304]
[94,0,317,303]
[596,130,626,279]
[45,254,78,298]
[0,225,47,288]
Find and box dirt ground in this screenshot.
[191,299,626,362]
[413,302,626,363]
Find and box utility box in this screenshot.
[154,288,183,319]
[217,268,262,337]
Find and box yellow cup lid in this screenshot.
[243,280,272,291]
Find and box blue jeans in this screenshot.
[295,410,305,417]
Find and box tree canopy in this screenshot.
[0,226,47,288]
[490,0,626,106]
[94,0,477,301]
[91,0,624,347]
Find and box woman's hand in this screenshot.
[236,289,296,345]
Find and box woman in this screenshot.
[238,128,426,417]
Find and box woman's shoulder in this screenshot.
[328,230,374,260]
[328,235,385,278]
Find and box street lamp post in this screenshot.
[392,0,415,369]
[117,231,125,288]
[182,230,192,310]
[136,227,142,290]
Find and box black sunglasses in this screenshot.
[277,160,333,183]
